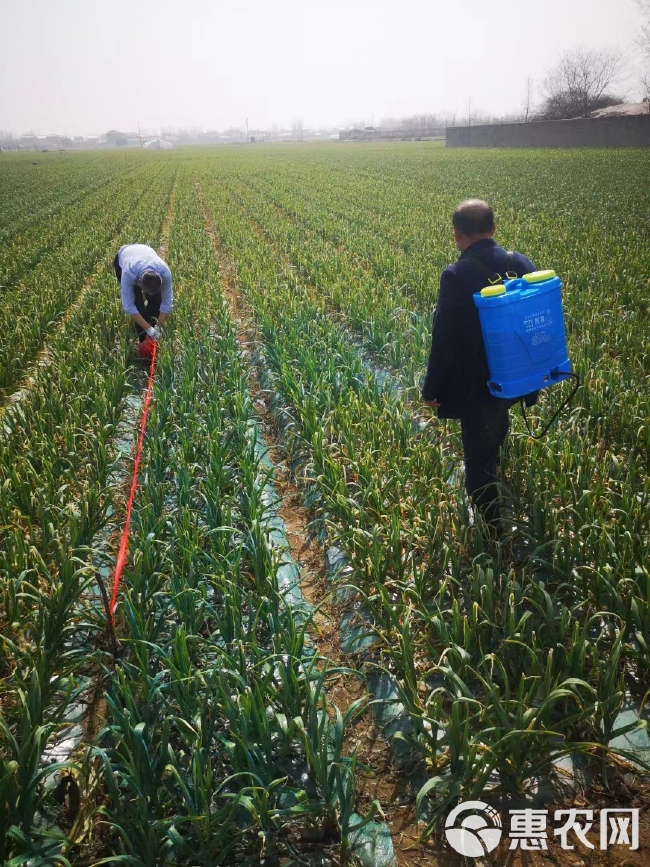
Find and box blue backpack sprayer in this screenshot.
[473,270,579,437]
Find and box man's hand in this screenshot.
[424,399,441,408]
[146,325,162,341]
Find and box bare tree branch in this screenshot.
[524,77,534,122]
[539,48,625,118]
[637,0,650,59]
[641,66,650,101]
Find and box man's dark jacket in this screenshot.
[421,238,535,419]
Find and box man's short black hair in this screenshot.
[452,199,495,237]
[141,270,162,294]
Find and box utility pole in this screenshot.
[245,118,249,143]
[138,122,143,148]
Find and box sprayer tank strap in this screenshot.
[464,251,517,286]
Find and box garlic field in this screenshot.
[1,144,649,865]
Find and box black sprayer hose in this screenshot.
[520,372,581,439]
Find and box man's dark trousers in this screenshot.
[460,397,517,527]
[113,253,162,343]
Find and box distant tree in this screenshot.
[638,1,650,58]
[523,77,534,122]
[641,68,650,101]
[537,49,624,119]
[0,129,14,152]
[637,1,650,99]
[396,114,442,132]
[106,129,128,146]
[291,118,304,142]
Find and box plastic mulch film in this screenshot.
[250,419,398,867]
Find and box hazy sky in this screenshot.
[0,0,645,135]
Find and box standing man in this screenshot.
[421,199,536,536]
[113,244,172,351]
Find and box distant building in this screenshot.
[339,125,445,142]
[143,138,173,150]
[339,128,366,141]
[18,135,39,149]
[590,100,650,118]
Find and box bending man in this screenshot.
[421,199,536,535]
[113,243,173,348]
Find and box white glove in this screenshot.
[146,325,162,341]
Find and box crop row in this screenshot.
[201,166,648,591]
[195,162,650,828]
[0,165,177,864]
[1,145,649,858]
[92,171,378,866]
[0,163,171,400]
[0,158,153,290]
[0,151,154,242]
[213,156,649,451]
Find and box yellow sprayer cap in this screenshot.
[522,270,556,284]
[480,285,506,297]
